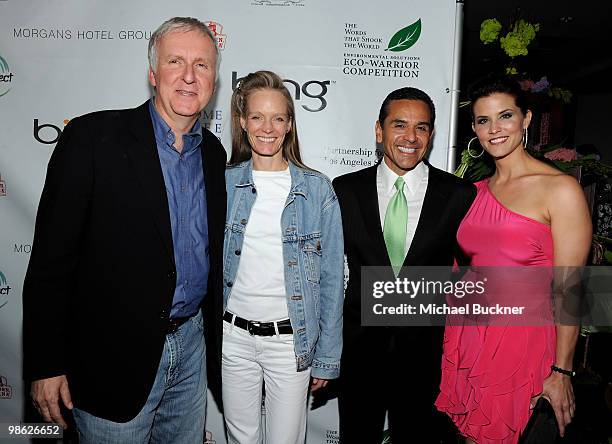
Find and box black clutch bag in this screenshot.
[519,397,559,444]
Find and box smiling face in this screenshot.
[148,29,217,130]
[376,99,433,175]
[240,88,291,169]
[472,92,532,159]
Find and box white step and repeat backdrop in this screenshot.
[0,1,460,442]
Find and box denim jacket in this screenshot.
[223,160,344,379]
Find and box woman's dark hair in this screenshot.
[468,75,530,119]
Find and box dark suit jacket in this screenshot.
[332,161,476,365]
[23,102,227,422]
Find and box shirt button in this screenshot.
[167,270,176,279]
[235,250,241,256]
[240,219,247,225]
[226,281,233,288]
[251,188,256,194]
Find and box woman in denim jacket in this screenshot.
[222,71,344,444]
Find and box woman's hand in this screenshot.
[310,378,329,392]
[534,372,575,437]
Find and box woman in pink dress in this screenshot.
[435,76,592,443]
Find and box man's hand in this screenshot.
[31,375,73,429]
[532,372,575,437]
[310,378,329,393]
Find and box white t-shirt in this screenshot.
[226,168,292,321]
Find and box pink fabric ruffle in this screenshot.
[435,325,555,443]
[436,181,557,444]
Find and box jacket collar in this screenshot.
[232,159,308,199]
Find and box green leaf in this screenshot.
[385,19,422,52]
[604,250,612,265]
[381,429,392,443]
[454,162,469,178]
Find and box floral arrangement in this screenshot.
[519,76,572,104]
[478,17,572,103]
[543,147,577,162]
[480,18,539,58]
[457,16,612,267]
[455,142,612,182]
[459,16,609,180]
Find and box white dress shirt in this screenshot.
[376,159,429,259]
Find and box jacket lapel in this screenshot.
[201,132,222,243]
[123,102,174,263]
[404,164,446,265]
[359,165,391,266]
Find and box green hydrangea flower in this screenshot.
[500,32,528,57]
[500,19,540,58]
[480,18,502,44]
[514,20,539,46]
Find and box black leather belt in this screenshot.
[223,311,293,336]
[167,316,191,334]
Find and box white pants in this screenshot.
[222,320,311,444]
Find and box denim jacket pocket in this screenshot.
[301,235,322,284]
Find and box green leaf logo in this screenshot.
[385,19,422,52]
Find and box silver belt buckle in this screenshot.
[247,320,261,335]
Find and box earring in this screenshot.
[523,128,529,148]
[467,137,484,158]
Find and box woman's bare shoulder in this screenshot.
[528,159,580,194]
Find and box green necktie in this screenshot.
[383,176,408,275]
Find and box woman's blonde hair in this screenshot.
[229,70,307,168]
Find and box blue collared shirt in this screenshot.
[149,100,209,318]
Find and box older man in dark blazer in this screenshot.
[333,87,476,443]
[23,17,226,443]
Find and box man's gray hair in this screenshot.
[148,17,218,73]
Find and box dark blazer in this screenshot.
[23,102,227,422]
[332,161,476,357]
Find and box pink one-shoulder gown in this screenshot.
[435,180,557,444]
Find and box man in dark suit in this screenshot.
[333,87,476,443]
[23,17,226,443]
